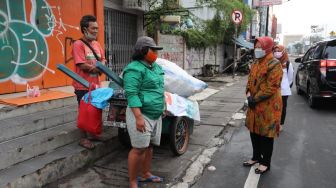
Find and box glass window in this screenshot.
[313,44,325,59]
[324,41,336,59]
[303,47,315,62]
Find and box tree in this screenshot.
[146,0,254,49]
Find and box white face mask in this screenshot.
[254,48,266,59]
[274,52,283,59]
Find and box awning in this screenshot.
[233,36,254,49]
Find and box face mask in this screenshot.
[144,49,158,64]
[274,51,283,59]
[254,48,266,59]
[84,30,96,41]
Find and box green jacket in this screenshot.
[123,60,165,120]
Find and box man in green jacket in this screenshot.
[123,36,164,188]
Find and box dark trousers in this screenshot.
[74,90,88,105]
[281,96,288,125]
[250,132,274,167]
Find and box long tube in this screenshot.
[95,61,124,88]
[56,64,89,89]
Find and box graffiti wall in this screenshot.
[0,0,104,94]
[158,34,225,76]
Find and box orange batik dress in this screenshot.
[245,53,283,138]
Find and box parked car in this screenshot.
[295,39,336,108]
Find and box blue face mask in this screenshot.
[254,48,266,59]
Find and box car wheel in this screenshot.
[307,85,318,108]
[170,117,190,156]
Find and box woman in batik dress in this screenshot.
[243,36,283,174]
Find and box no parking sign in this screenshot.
[231,10,243,25]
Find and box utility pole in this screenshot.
[265,6,269,36]
[231,10,243,78]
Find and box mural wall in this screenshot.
[0,0,104,94]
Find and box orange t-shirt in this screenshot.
[72,40,105,90]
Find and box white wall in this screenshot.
[158,34,225,75]
[180,0,215,20]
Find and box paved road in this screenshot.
[193,58,336,188]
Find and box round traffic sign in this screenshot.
[231,10,243,25]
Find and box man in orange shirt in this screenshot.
[72,15,106,149]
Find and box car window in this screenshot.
[313,44,325,59]
[323,41,336,59]
[302,47,315,62]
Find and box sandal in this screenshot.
[79,138,95,150]
[138,175,163,183]
[243,160,258,167]
[255,166,270,174]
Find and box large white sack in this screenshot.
[165,92,200,121]
[156,58,208,97]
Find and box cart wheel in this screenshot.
[118,128,131,148]
[170,117,190,156]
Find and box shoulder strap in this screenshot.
[286,61,290,72]
[79,39,101,61]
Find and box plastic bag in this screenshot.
[156,58,207,97]
[83,88,114,109]
[165,92,200,121]
[26,84,40,98]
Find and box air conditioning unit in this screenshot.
[123,0,149,12]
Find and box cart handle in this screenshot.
[56,64,90,89]
[95,61,123,88]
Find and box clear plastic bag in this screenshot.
[26,84,40,98]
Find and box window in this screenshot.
[323,41,336,59]
[313,44,325,59]
[303,47,315,62]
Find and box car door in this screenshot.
[299,48,315,92]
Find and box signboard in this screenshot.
[253,0,282,7]
[311,25,324,33]
[231,10,243,25]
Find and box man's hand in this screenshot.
[135,115,146,133]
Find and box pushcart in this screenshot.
[57,63,194,156]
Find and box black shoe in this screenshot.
[243,160,258,167]
[255,166,270,174]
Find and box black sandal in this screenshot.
[255,166,270,174]
[243,160,258,167]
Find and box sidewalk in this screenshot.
[46,75,248,188]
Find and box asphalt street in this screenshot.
[193,58,336,188]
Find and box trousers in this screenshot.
[250,132,274,167]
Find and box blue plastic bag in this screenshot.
[83,88,114,109]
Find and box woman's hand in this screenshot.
[135,115,146,133]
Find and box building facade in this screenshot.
[0,0,147,94]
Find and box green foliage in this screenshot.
[146,0,254,49]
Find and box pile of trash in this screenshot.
[156,58,207,121]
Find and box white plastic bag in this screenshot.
[156,58,207,97]
[165,92,200,121]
